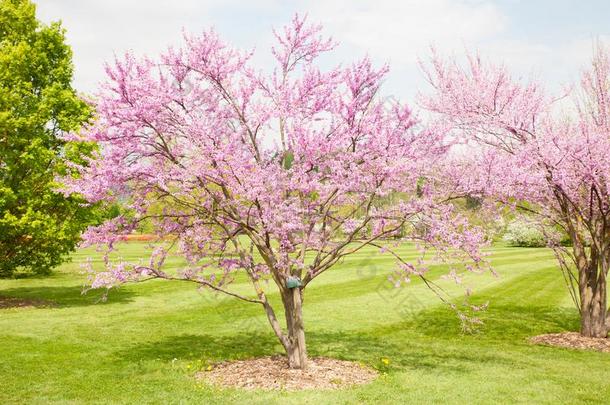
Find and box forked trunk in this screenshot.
[282,287,308,369]
[578,251,608,338]
[579,272,608,337]
[581,302,607,338]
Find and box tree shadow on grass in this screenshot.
[0,285,135,308]
[307,304,582,373]
[308,330,519,373]
[116,329,513,375]
[114,301,582,375]
[404,303,580,340]
[117,332,280,364]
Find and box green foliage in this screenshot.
[282,150,294,170]
[0,0,97,277]
[464,194,482,210]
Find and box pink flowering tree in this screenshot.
[62,16,486,369]
[420,47,610,338]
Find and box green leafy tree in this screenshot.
[0,0,96,277]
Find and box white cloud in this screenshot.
[307,0,507,65]
[33,0,610,102]
[35,0,276,92]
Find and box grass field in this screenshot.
[0,242,608,404]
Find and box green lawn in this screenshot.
[0,243,608,404]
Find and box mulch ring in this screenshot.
[197,355,378,391]
[530,332,610,353]
[0,296,56,309]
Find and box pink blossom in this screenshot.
[62,16,489,344]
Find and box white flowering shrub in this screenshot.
[502,219,547,247]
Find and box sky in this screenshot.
[36,0,610,103]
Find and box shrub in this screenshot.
[502,220,546,247]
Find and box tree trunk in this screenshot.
[282,287,308,369]
[254,272,308,370]
[579,252,608,338]
[580,288,607,338]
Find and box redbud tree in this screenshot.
[62,16,485,369]
[421,48,610,338]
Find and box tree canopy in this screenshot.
[420,47,610,337]
[0,0,96,277]
[62,15,488,369]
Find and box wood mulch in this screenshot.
[530,332,610,353]
[197,355,378,391]
[0,296,55,309]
